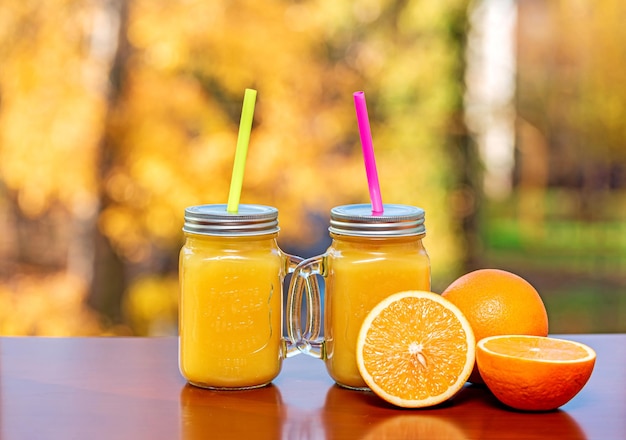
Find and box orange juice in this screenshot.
[179,204,295,389]
[324,235,430,389]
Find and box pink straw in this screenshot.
[353,91,384,215]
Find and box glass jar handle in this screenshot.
[286,255,324,358]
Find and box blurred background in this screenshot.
[0,0,624,336]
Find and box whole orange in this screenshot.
[441,269,548,383]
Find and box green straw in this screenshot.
[227,88,257,213]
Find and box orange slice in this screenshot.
[476,335,596,411]
[356,291,475,408]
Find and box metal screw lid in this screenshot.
[183,204,279,236]
[329,204,426,237]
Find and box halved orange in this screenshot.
[356,291,475,408]
[476,335,596,411]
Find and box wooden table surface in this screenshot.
[0,334,623,439]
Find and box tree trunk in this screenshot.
[87,0,131,326]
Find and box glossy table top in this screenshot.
[0,334,623,439]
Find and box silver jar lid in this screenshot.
[329,204,425,237]
[183,204,279,236]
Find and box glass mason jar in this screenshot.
[287,204,431,390]
[179,204,301,390]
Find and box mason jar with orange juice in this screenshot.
[287,204,431,389]
[179,204,301,389]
